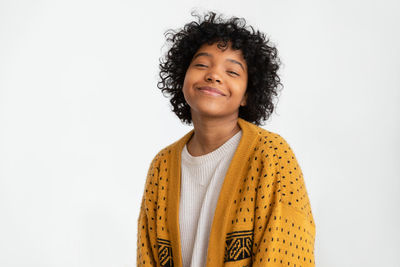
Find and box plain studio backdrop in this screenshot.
[1,0,399,266]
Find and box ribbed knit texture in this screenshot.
[179,130,242,267]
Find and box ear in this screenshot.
[240,92,247,107]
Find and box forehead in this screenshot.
[194,42,246,61]
[193,42,247,71]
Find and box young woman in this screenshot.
[137,11,316,267]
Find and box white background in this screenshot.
[1,0,399,266]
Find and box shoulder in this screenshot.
[146,146,171,178]
[142,147,172,206]
[244,121,296,158]
[145,129,194,183]
[239,118,292,147]
[147,128,193,166]
[250,125,314,224]
[250,125,302,178]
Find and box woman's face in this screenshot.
[182,41,248,121]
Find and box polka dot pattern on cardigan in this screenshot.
[137,118,315,267]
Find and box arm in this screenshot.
[137,156,160,266]
[252,135,316,266]
[137,199,156,266]
[252,203,315,266]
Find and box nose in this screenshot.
[205,70,222,84]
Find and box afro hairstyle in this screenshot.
[157,11,283,126]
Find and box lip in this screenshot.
[197,86,226,96]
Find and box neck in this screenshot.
[187,115,241,157]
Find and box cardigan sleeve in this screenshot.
[137,198,156,266]
[252,135,316,267]
[137,156,160,267]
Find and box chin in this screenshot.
[192,107,234,120]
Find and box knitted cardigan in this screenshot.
[137,118,316,267]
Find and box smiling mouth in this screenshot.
[197,87,225,96]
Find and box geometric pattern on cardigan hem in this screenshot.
[224,230,253,262]
[157,238,174,267]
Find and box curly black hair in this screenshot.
[157,11,283,126]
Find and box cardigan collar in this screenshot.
[166,118,261,266]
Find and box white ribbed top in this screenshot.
[179,130,242,267]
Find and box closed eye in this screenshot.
[195,64,239,76]
[228,71,239,76]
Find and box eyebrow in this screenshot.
[192,52,245,71]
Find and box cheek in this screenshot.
[182,74,194,104]
[182,70,199,94]
[182,70,194,88]
[232,82,247,97]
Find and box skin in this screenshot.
[182,41,248,156]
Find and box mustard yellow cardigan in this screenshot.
[137,118,316,267]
